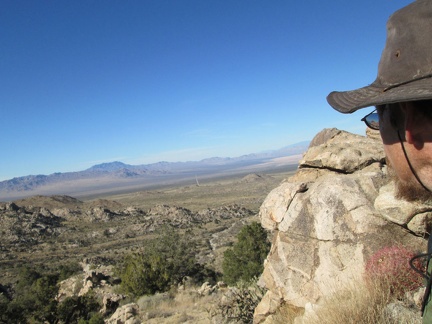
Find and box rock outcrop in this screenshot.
[254,128,431,323]
[0,202,65,247]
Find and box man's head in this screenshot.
[327,0,432,202]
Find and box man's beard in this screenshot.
[387,160,432,203]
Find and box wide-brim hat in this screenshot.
[327,0,432,113]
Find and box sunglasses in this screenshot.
[361,110,379,130]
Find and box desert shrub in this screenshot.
[57,292,101,323]
[119,252,166,296]
[7,269,59,324]
[79,312,104,324]
[0,293,7,314]
[29,275,60,323]
[0,293,15,324]
[222,222,270,285]
[365,245,424,297]
[15,266,42,289]
[216,277,265,323]
[1,264,101,324]
[57,261,82,282]
[118,226,214,296]
[0,298,27,324]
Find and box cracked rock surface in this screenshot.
[254,128,430,323]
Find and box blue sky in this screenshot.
[0,0,412,181]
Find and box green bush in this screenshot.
[87,312,105,324]
[119,252,166,296]
[117,226,215,296]
[77,312,104,324]
[4,267,59,324]
[222,222,270,285]
[0,264,101,324]
[57,292,101,323]
[57,261,82,282]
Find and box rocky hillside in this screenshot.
[255,128,430,323]
[0,169,288,323]
[0,196,257,285]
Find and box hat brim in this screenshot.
[327,77,432,113]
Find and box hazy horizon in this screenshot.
[0,140,308,181]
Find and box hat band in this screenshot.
[383,73,432,92]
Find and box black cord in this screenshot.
[410,253,430,280]
[410,234,432,315]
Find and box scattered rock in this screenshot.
[106,303,141,324]
[382,302,421,323]
[101,293,125,316]
[197,282,215,296]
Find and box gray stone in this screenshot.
[382,302,422,323]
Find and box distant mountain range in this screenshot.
[0,141,309,201]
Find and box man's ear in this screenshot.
[403,105,428,149]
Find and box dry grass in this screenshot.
[295,245,425,324]
[133,280,268,323]
[135,287,222,324]
[305,277,422,324]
